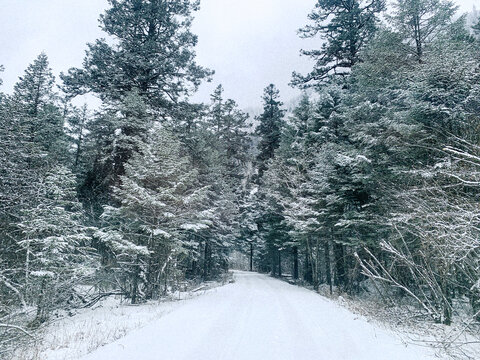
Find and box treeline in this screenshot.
[250,0,480,327]
[0,0,253,341]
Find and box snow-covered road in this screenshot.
[82,271,434,360]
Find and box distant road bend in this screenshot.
[82,271,434,360]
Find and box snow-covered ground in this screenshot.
[70,271,436,360]
[13,298,183,360]
[13,283,226,360]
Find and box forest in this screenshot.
[1,0,480,358]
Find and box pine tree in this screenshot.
[62,0,213,225]
[0,96,33,312]
[1,56,73,318]
[292,0,385,88]
[281,144,336,290]
[78,91,153,218]
[251,85,288,274]
[238,183,260,272]
[276,90,346,289]
[255,84,285,178]
[390,0,458,62]
[207,85,251,183]
[66,104,90,169]
[17,166,93,323]
[254,97,320,278]
[166,103,235,280]
[256,161,291,277]
[14,53,55,117]
[61,0,212,115]
[209,85,225,134]
[96,127,209,302]
[199,85,252,278]
[13,53,67,163]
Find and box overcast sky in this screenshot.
[0,0,478,109]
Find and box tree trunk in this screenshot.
[191,259,198,277]
[469,288,480,321]
[270,248,276,276]
[131,269,139,304]
[293,246,298,280]
[131,256,141,304]
[145,257,155,300]
[249,242,253,272]
[334,243,346,288]
[414,15,423,62]
[35,279,47,324]
[304,250,313,283]
[278,251,282,277]
[324,240,332,295]
[203,241,211,281]
[163,263,169,295]
[313,241,320,291]
[442,268,452,326]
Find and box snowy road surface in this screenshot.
[82,271,434,360]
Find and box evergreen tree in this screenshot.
[78,91,153,218]
[96,127,209,302]
[61,0,212,115]
[350,29,412,92]
[390,0,458,62]
[1,56,93,328]
[252,85,288,274]
[12,53,67,163]
[17,166,93,323]
[167,104,235,280]
[256,161,290,277]
[199,85,252,278]
[66,104,90,169]
[61,0,213,226]
[379,29,480,324]
[1,56,72,315]
[253,93,320,278]
[255,84,285,178]
[292,0,385,88]
[238,183,260,272]
[14,53,55,117]
[281,143,337,290]
[207,85,251,183]
[0,96,34,313]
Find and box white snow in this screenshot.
[14,297,184,360]
[152,228,171,238]
[356,155,372,163]
[30,270,55,278]
[180,223,209,232]
[78,272,436,360]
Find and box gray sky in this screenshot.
[0,0,478,109]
